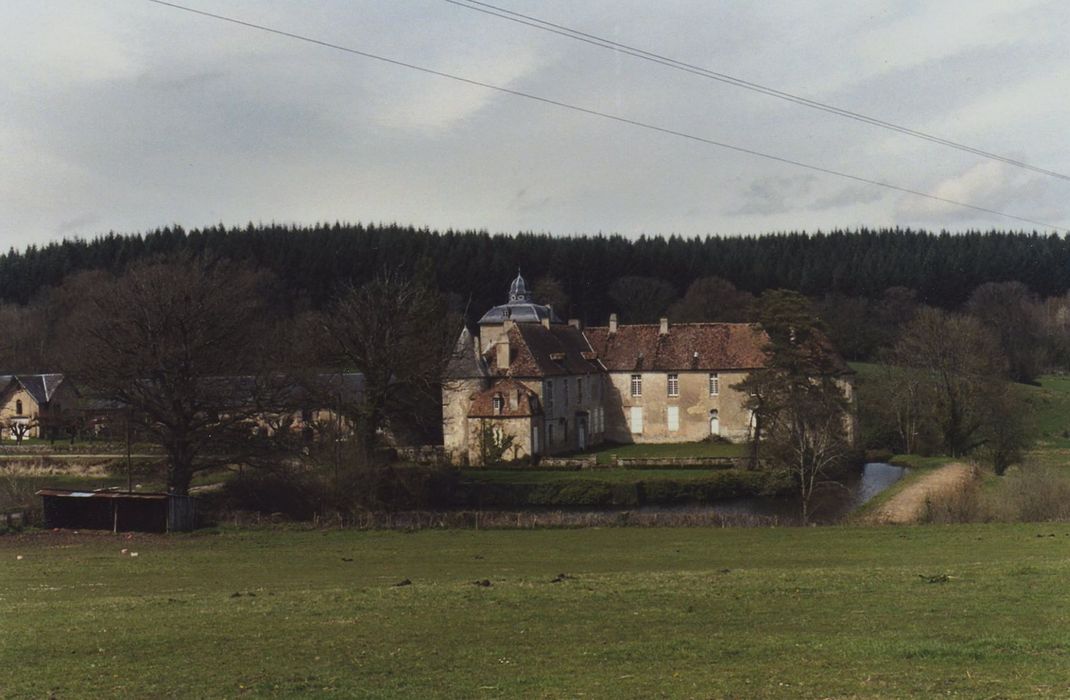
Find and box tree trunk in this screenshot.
[167,443,196,495]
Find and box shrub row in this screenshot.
[457,470,790,509]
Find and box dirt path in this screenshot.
[865,462,977,524]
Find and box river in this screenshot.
[639,462,909,525]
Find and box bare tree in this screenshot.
[669,277,754,323]
[58,256,289,495]
[966,281,1046,384]
[5,419,35,445]
[764,383,852,524]
[735,290,852,522]
[318,273,456,461]
[892,308,1004,457]
[532,276,570,316]
[607,276,677,323]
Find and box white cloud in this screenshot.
[367,46,545,133]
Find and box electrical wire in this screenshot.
[143,0,1067,233]
[446,0,1070,182]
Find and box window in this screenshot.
[492,394,504,415]
[545,380,554,414]
[667,406,680,432]
[630,374,642,397]
[630,406,644,434]
[547,422,555,445]
[578,378,584,403]
[667,373,679,397]
[15,400,22,416]
[709,372,720,396]
[563,378,569,408]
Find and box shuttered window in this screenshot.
[630,406,644,434]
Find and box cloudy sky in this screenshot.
[3,0,1069,250]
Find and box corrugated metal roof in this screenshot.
[36,489,170,500]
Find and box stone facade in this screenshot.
[441,274,854,466]
[602,369,753,444]
[0,374,78,440]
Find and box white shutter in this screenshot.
[630,406,644,434]
[667,406,679,432]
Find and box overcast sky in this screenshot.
[3,0,1069,251]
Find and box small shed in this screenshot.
[36,489,197,533]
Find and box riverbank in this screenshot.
[862,462,977,524]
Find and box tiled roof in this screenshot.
[467,379,542,418]
[486,323,602,378]
[583,323,770,371]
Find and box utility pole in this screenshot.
[126,408,133,493]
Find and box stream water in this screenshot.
[639,462,909,525]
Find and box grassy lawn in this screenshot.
[580,440,745,465]
[460,467,727,484]
[1020,375,1070,452]
[3,525,1070,698]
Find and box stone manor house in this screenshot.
[443,273,851,465]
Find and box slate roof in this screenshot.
[478,302,562,325]
[0,374,68,406]
[445,326,489,380]
[486,323,602,378]
[583,323,770,372]
[467,379,542,418]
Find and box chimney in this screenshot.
[659,317,669,335]
[609,313,618,334]
[568,318,582,330]
[497,338,510,370]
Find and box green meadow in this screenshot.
[4,525,1070,698]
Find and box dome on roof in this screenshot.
[478,271,563,325]
[508,271,531,303]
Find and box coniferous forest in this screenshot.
[2,224,1068,320]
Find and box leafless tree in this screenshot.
[58,256,292,495]
[317,272,457,461]
[735,290,852,522]
[5,418,35,445]
[669,277,754,323]
[892,308,1005,457]
[966,281,1046,384]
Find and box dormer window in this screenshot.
[492,394,504,415]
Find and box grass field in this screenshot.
[3,525,1070,698]
[460,467,730,484]
[581,440,745,464]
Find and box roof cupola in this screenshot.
[508,270,532,303]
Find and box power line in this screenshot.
[143,0,1067,233]
[445,0,1070,183]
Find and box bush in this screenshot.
[216,465,460,520]
[988,465,1070,522]
[459,470,788,509]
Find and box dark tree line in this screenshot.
[4,224,1070,323]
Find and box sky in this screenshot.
[2,0,1069,251]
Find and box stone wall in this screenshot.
[603,370,753,444]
